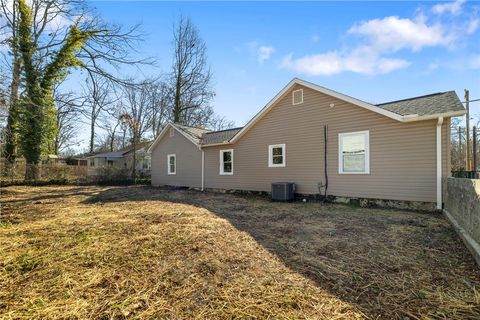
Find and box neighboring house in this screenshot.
[119,144,152,175]
[148,78,466,210]
[86,142,151,176]
[41,155,67,165]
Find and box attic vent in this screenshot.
[169,128,174,137]
[292,89,303,105]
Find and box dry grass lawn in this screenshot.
[0,185,479,319]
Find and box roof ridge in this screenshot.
[172,123,211,132]
[204,127,243,134]
[376,91,449,106]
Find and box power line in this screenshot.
[461,98,480,103]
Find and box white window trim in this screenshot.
[219,149,234,175]
[167,154,176,175]
[169,127,174,137]
[338,130,370,174]
[292,89,303,105]
[268,144,286,168]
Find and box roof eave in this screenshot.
[400,110,467,122]
[200,141,232,148]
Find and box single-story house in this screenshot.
[86,142,151,176]
[148,78,466,210]
[40,154,67,165]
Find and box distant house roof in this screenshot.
[376,91,465,117]
[201,127,243,145]
[86,141,152,159]
[89,151,125,159]
[120,141,152,155]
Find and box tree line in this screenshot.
[0,0,233,180]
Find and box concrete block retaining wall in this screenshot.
[444,178,480,266]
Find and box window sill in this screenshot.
[338,171,370,175]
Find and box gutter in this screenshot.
[436,116,444,210]
[400,110,466,122]
[200,141,231,147]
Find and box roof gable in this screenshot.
[148,123,205,152]
[229,78,465,143]
[230,78,405,143]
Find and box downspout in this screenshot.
[436,116,444,210]
[201,148,205,191]
[324,124,328,200]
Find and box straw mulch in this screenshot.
[0,185,479,319]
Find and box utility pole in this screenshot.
[458,126,462,159]
[473,126,477,172]
[465,89,470,171]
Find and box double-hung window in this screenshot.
[338,131,369,174]
[268,144,286,167]
[220,149,233,175]
[167,154,176,175]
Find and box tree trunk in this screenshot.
[4,55,22,165]
[25,163,39,180]
[173,73,182,123]
[90,111,95,152]
[132,132,137,183]
[109,134,114,152]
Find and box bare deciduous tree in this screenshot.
[53,87,85,153]
[170,16,214,125]
[147,80,170,138]
[0,0,152,169]
[82,72,117,153]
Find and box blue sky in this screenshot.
[85,0,479,144]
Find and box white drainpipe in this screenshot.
[436,116,444,210]
[201,149,205,191]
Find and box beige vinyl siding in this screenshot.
[204,85,450,203]
[151,130,202,188]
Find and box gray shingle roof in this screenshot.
[173,123,211,144]
[168,90,464,148]
[201,127,243,145]
[375,91,464,116]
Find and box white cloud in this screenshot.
[470,55,480,69]
[246,42,275,64]
[280,48,410,76]
[257,45,275,63]
[428,62,439,71]
[432,0,465,16]
[348,16,450,52]
[281,1,478,76]
[467,18,479,34]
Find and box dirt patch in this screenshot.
[0,185,479,319]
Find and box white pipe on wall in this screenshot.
[201,149,205,191]
[436,116,444,210]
